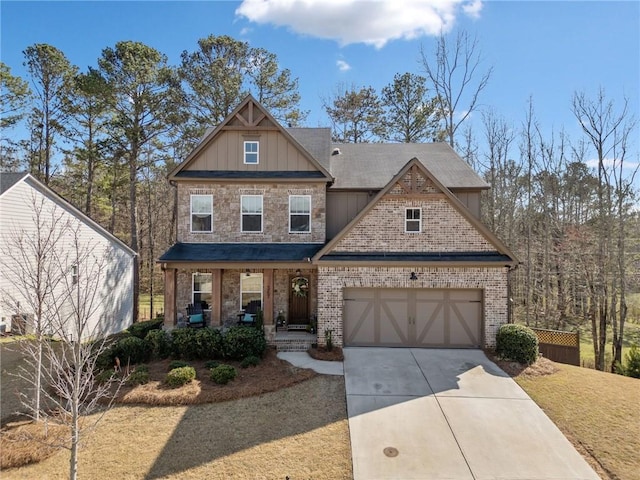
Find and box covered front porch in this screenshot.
[159,242,323,342]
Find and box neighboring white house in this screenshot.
[0,172,135,339]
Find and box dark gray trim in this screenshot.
[159,242,324,262]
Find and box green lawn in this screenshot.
[139,294,164,321]
[579,321,640,370]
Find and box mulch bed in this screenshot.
[485,350,559,377]
[116,347,316,406]
[307,346,344,361]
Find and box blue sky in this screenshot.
[2,1,638,163]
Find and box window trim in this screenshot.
[405,207,422,233]
[190,194,213,233]
[288,195,312,234]
[192,272,212,306]
[240,273,263,310]
[241,194,263,233]
[244,140,259,164]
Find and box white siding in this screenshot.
[0,179,134,339]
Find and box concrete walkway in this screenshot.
[344,347,600,480]
[276,351,344,376]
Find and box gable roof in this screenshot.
[1,173,136,257]
[0,172,28,196]
[329,143,489,190]
[314,157,518,265]
[169,95,333,181]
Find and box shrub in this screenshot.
[623,344,640,378]
[168,360,190,371]
[166,366,196,388]
[127,367,150,386]
[113,336,151,365]
[223,326,267,360]
[496,324,539,365]
[171,328,199,360]
[210,364,236,385]
[204,360,220,370]
[146,329,172,359]
[95,369,116,384]
[240,356,260,368]
[129,318,164,339]
[194,328,224,359]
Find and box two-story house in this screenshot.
[159,95,518,348]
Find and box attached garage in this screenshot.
[343,288,482,348]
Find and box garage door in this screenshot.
[343,288,482,347]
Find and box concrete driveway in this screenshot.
[344,348,600,480]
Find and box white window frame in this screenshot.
[240,273,263,310]
[190,194,213,233]
[241,195,263,233]
[405,207,421,233]
[244,141,259,164]
[192,272,212,306]
[289,195,311,233]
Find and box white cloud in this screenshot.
[585,158,640,170]
[235,0,484,49]
[336,59,351,71]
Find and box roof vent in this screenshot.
[332,148,341,156]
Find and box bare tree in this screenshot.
[420,30,492,148]
[572,87,637,371]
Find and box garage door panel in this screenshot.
[343,288,482,348]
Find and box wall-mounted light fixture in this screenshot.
[409,272,418,281]
[295,268,302,277]
[245,268,251,277]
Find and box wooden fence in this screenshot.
[530,327,580,366]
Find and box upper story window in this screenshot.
[244,141,259,164]
[241,195,263,232]
[191,195,213,232]
[405,207,421,233]
[289,195,311,233]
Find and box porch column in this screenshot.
[163,267,176,328]
[264,269,274,325]
[212,268,222,326]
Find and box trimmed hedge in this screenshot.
[112,336,151,365]
[129,318,164,339]
[223,326,267,360]
[496,324,539,365]
[166,366,196,388]
[240,355,260,368]
[168,360,190,371]
[146,329,172,359]
[210,364,236,385]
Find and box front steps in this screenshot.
[274,331,316,352]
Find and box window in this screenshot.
[191,195,213,232]
[289,195,311,233]
[405,208,421,233]
[244,141,259,164]
[71,264,78,285]
[192,273,212,307]
[240,273,262,311]
[241,195,263,232]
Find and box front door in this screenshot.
[289,275,310,324]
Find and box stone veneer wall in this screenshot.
[333,196,494,252]
[177,182,326,243]
[175,267,317,339]
[317,266,509,348]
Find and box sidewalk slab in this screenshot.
[276,351,344,376]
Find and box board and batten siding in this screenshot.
[187,130,318,172]
[0,178,135,339]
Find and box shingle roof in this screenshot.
[287,128,332,171]
[329,143,489,190]
[319,252,514,263]
[159,243,324,262]
[0,172,28,195]
[174,170,327,180]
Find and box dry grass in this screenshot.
[2,376,352,480]
[0,420,68,469]
[117,348,316,406]
[515,363,640,480]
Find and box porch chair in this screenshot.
[237,300,260,326]
[186,303,205,328]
